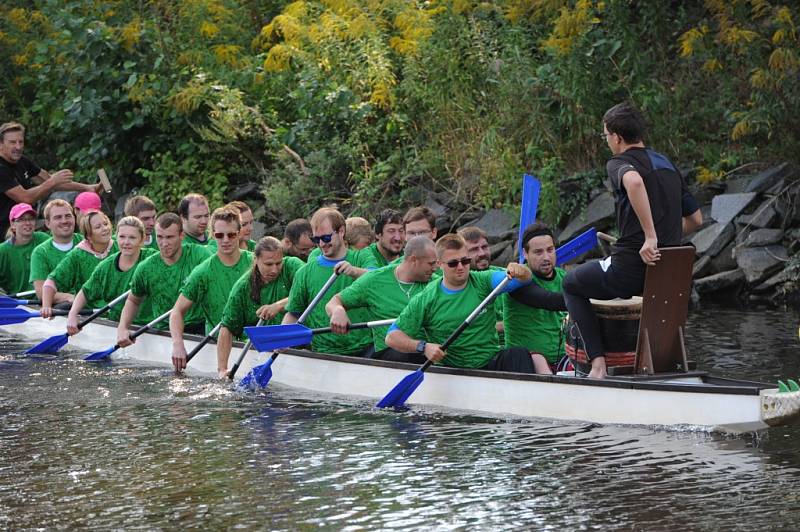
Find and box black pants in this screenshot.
[373,347,426,365]
[562,260,644,360]
[481,346,535,373]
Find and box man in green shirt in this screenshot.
[170,206,254,371]
[326,235,438,363]
[124,195,158,250]
[30,199,83,301]
[458,225,505,338]
[209,201,257,252]
[217,236,305,377]
[116,213,212,348]
[503,223,568,370]
[179,193,210,246]
[386,233,552,374]
[365,208,405,267]
[282,218,315,262]
[0,203,49,294]
[403,206,438,241]
[283,207,378,356]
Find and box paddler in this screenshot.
[344,216,373,250]
[385,233,552,374]
[365,208,405,267]
[282,218,315,262]
[66,216,158,334]
[169,206,254,371]
[458,226,505,338]
[123,195,158,250]
[216,236,305,377]
[282,207,378,357]
[325,235,438,364]
[116,213,211,347]
[0,203,49,294]
[562,102,686,379]
[208,201,257,252]
[41,210,118,318]
[179,193,210,246]
[29,199,83,302]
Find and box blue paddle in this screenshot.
[0,307,72,325]
[376,276,511,409]
[84,309,171,361]
[25,290,131,355]
[0,296,42,307]
[240,271,339,389]
[246,318,396,352]
[555,228,598,266]
[227,318,264,382]
[518,174,541,263]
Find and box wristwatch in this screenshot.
[415,340,427,353]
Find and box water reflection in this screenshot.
[1,304,800,529]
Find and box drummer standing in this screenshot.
[562,102,686,379]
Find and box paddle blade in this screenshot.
[556,227,598,266]
[0,308,39,325]
[84,345,117,361]
[24,333,68,355]
[245,324,313,352]
[376,369,425,409]
[518,174,541,263]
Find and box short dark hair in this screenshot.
[284,218,312,244]
[210,206,241,230]
[124,195,157,217]
[603,102,646,144]
[457,226,487,243]
[178,193,208,219]
[521,222,556,252]
[374,209,403,235]
[157,212,182,231]
[403,206,436,229]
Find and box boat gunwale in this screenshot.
[84,317,773,397]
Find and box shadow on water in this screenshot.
[1,304,800,529]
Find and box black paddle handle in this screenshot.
[227,318,264,380]
[418,276,512,374]
[77,290,131,330]
[186,322,222,363]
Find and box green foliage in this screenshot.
[137,146,228,210]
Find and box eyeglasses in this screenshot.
[214,231,239,240]
[311,232,335,244]
[407,230,432,238]
[443,257,471,269]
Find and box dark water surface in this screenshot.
[2,305,800,530]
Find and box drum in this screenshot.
[565,297,642,372]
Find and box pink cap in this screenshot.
[9,203,36,222]
[74,191,102,213]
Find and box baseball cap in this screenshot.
[9,203,36,222]
[74,191,102,213]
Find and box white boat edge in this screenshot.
[3,309,799,434]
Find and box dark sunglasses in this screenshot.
[311,232,335,244]
[214,231,239,240]
[444,257,471,268]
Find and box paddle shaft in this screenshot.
[227,318,264,380]
[77,290,130,330]
[417,276,511,373]
[186,322,222,363]
[128,310,172,342]
[308,318,395,335]
[10,290,36,298]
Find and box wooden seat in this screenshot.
[634,246,695,374]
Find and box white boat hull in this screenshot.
[2,311,798,434]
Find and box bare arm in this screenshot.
[325,294,351,334]
[66,290,88,335]
[386,329,444,362]
[255,297,289,321]
[217,326,234,378]
[622,170,659,265]
[281,312,299,325]
[116,294,142,347]
[169,294,194,371]
[682,209,702,235]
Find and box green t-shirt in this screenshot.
[130,242,212,329]
[393,270,511,369]
[503,268,567,363]
[81,248,159,323]
[180,250,254,333]
[0,232,50,294]
[208,239,256,252]
[285,248,378,355]
[29,233,84,284]
[221,256,305,337]
[183,232,210,246]
[365,242,394,268]
[338,263,429,352]
[47,240,119,295]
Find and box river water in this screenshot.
[2,305,800,530]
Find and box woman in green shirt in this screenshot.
[66,216,156,334]
[41,210,116,318]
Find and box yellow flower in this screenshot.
[200,21,220,39]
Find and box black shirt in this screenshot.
[606,147,685,269]
[0,155,41,233]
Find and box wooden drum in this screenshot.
[565,297,642,370]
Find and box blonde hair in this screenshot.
[79,211,111,239]
[43,199,74,221]
[345,217,373,247]
[310,207,345,233]
[116,215,145,240]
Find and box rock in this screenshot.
[692,255,712,278]
[735,201,778,229]
[734,245,789,284]
[709,242,737,274]
[711,192,757,224]
[694,268,745,294]
[558,191,614,242]
[490,239,513,260]
[470,209,517,244]
[252,220,266,241]
[691,222,734,257]
[491,242,515,267]
[723,177,752,194]
[226,182,262,201]
[753,268,793,292]
[424,197,448,219]
[738,228,783,248]
[745,163,794,193]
